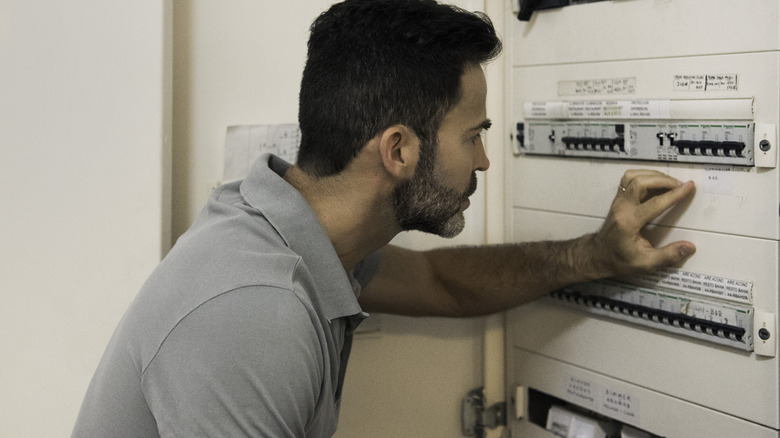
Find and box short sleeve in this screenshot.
[141,286,325,438]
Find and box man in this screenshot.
[72,0,696,437]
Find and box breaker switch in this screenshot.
[561,136,625,153]
[699,140,718,156]
[721,141,745,157]
[676,140,746,157]
[676,140,696,155]
[615,137,625,152]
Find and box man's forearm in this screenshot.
[424,234,606,317]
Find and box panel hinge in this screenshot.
[461,386,506,437]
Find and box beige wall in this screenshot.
[172,0,326,239]
[0,1,171,436]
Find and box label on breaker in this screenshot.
[524,100,670,120]
[630,268,753,304]
[563,375,641,424]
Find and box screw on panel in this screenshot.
[759,139,771,151]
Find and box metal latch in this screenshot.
[461,387,506,437]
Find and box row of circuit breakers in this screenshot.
[550,279,756,352]
[515,120,764,166]
[513,104,777,355]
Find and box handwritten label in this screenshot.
[684,301,739,326]
[559,77,637,96]
[674,74,738,91]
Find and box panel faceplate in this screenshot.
[517,121,756,166]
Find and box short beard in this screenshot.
[391,141,477,238]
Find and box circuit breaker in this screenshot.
[503,1,780,437]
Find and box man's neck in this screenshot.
[282,164,400,272]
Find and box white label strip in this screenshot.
[524,101,567,119]
[524,100,671,120]
[523,98,752,120]
[628,268,753,304]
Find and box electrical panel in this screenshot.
[518,104,777,167]
[503,1,780,437]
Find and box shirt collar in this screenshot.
[239,154,365,322]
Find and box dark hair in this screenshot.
[296,0,501,177]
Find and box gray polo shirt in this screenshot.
[72,154,378,438]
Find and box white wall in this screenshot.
[0,1,171,436]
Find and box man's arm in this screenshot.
[358,170,696,317]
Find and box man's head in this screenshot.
[296,0,501,178]
[392,63,489,237]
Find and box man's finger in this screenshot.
[621,172,683,196]
[619,169,672,190]
[634,180,695,224]
[645,240,697,270]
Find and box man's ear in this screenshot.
[378,125,419,179]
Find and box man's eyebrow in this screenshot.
[470,119,493,132]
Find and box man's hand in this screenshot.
[589,169,696,278]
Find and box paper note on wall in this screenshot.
[223,124,301,182]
